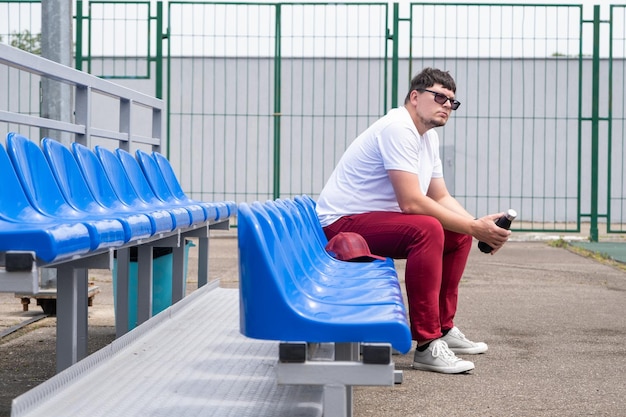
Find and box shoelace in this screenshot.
[431,341,461,363]
[450,327,468,341]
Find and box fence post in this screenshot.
[390,3,399,109]
[590,5,600,242]
[154,1,166,156]
[273,4,282,200]
[155,1,163,100]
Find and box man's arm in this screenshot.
[388,170,510,250]
[426,177,473,218]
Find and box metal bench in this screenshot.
[1,131,236,370]
[237,197,412,417]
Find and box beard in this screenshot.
[424,114,448,129]
[431,118,446,127]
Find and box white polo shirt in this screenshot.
[316,106,443,227]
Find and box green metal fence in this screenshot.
[609,5,626,234]
[406,3,585,234]
[165,2,391,203]
[1,1,625,238]
[0,0,40,53]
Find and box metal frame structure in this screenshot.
[0,43,229,371]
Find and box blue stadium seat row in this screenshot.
[237,197,412,355]
[0,132,236,263]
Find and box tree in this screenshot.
[9,29,41,55]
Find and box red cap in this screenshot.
[325,232,386,262]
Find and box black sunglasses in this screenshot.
[416,89,461,110]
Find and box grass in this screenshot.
[548,238,626,273]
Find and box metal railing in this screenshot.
[0,42,163,151]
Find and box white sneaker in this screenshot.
[412,340,475,374]
[441,326,488,355]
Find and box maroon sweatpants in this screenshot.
[323,211,472,344]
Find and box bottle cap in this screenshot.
[505,209,517,220]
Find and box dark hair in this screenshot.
[404,68,457,104]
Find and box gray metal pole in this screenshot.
[41,0,73,146]
[40,0,74,299]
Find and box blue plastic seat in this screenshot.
[71,142,174,235]
[6,133,126,250]
[295,194,393,264]
[94,146,191,229]
[252,202,404,301]
[42,138,153,242]
[0,139,64,226]
[0,219,92,263]
[293,195,397,269]
[278,198,397,272]
[264,200,398,280]
[238,202,412,354]
[115,148,202,227]
[0,140,92,262]
[294,195,331,248]
[131,149,206,225]
[151,151,236,221]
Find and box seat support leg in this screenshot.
[324,384,349,417]
[56,265,88,372]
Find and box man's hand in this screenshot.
[471,214,511,254]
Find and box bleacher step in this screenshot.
[11,283,323,417]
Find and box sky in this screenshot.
[0,0,621,58]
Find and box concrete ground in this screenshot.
[1,230,626,417]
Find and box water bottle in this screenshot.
[478,209,517,253]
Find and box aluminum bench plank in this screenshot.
[11,283,323,417]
